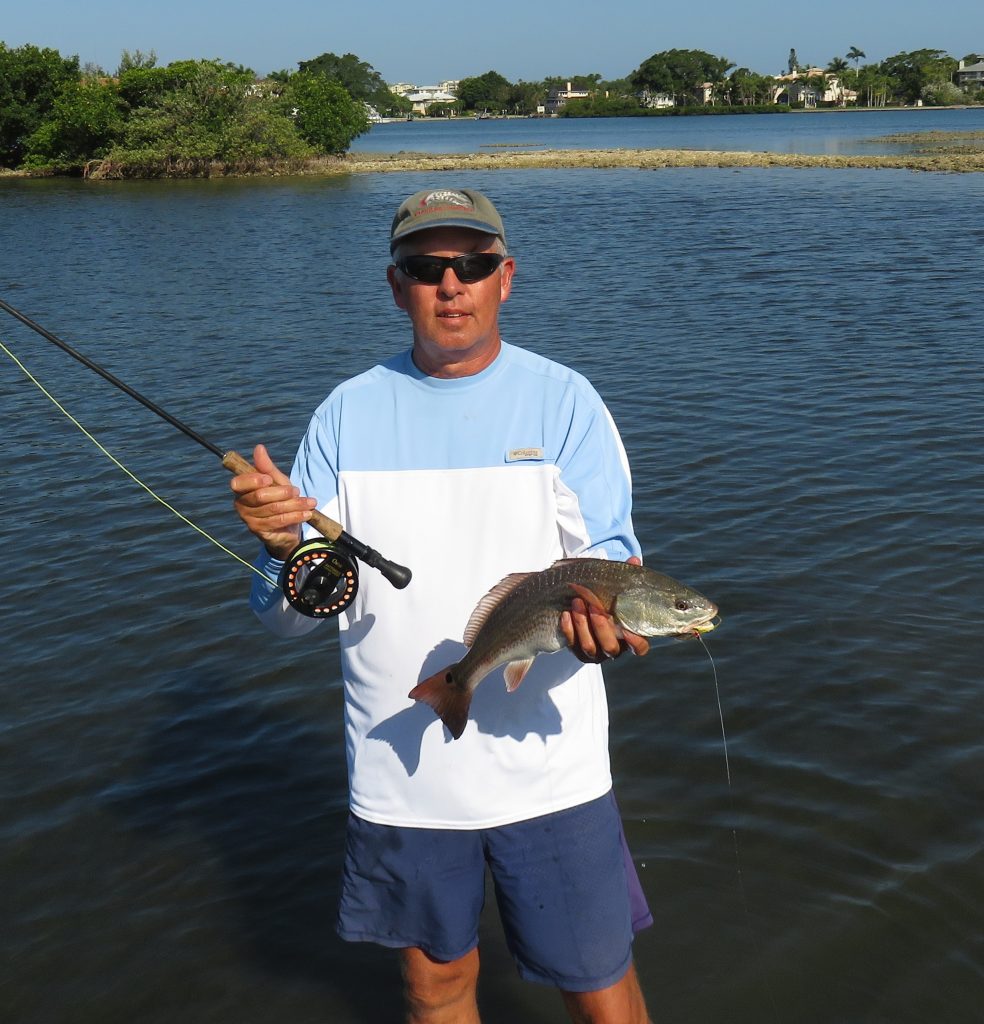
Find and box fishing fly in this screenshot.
[0,298,411,616]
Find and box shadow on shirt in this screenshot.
[367,638,577,775]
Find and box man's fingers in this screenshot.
[253,443,293,487]
[621,629,650,657]
[587,605,624,658]
[571,598,601,659]
[559,610,575,647]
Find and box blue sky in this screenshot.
[3,0,981,81]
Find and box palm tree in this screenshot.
[827,57,850,105]
[846,46,866,102]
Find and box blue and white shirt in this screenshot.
[251,341,639,828]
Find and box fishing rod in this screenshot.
[0,297,412,614]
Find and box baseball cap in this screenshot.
[390,188,506,253]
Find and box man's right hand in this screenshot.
[229,443,317,561]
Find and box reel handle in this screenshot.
[222,449,411,589]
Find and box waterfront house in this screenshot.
[389,81,461,114]
[955,58,984,89]
[638,89,674,109]
[772,68,855,106]
[545,82,591,114]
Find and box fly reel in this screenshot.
[280,538,359,618]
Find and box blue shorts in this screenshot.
[337,790,653,991]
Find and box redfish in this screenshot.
[409,558,718,739]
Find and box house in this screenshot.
[400,84,459,114]
[638,89,674,109]
[545,82,590,115]
[955,58,984,89]
[772,68,855,106]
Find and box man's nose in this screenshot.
[437,265,465,296]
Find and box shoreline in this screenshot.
[5,144,983,180]
[343,147,984,174]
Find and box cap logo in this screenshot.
[418,190,474,213]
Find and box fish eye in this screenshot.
[675,600,691,611]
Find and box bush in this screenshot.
[920,81,966,106]
[23,78,124,170]
[103,61,313,175]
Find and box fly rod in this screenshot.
[0,297,412,593]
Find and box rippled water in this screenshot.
[353,106,984,155]
[2,165,983,1023]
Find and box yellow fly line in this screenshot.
[0,335,276,586]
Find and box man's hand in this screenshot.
[229,444,317,561]
[559,556,651,663]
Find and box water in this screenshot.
[353,106,984,155]
[2,155,983,1023]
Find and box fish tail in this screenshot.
[409,666,472,740]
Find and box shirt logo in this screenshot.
[506,447,545,462]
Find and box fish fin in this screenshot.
[503,657,536,692]
[568,582,611,614]
[463,572,533,646]
[409,667,472,740]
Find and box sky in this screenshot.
[3,0,982,82]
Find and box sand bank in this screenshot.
[343,148,984,174]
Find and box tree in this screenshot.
[543,73,602,92]
[880,49,957,104]
[506,80,546,115]
[425,100,460,118]
[0,43,80,167]
[728,67,773,105]
[788,49,800,75]
[281,71,370,153]
[857,65,893,107]
[116,49,157,75]
[117,60,205,110]
[921,80,964,105]
[825,57,849,104]
[558,93,642,117]
[296,51,397,114]
[23,77,124,168]
[630,49,733,106]
[456,70,512,111]
[847,46,865,77]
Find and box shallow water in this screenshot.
[353,106,984,156]
[2,164,983,1022]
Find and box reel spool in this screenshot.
[280,538,359,618]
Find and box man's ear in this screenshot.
[499,256,516,303]
[387,263,408,310]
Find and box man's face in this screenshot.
[387,226,515,378]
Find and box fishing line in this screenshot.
[0,297,411,600]
[0,335,276,584]
[695,632,782,1024]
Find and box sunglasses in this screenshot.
[395,252,505,284]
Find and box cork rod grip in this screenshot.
[222,449,342,540]
[222,449,411,589]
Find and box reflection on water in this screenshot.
[1,166,983,1022]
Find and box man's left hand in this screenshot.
[559,556,651,663]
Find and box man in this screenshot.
[232,188,653,1023]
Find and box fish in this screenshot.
[409,558,719,739]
